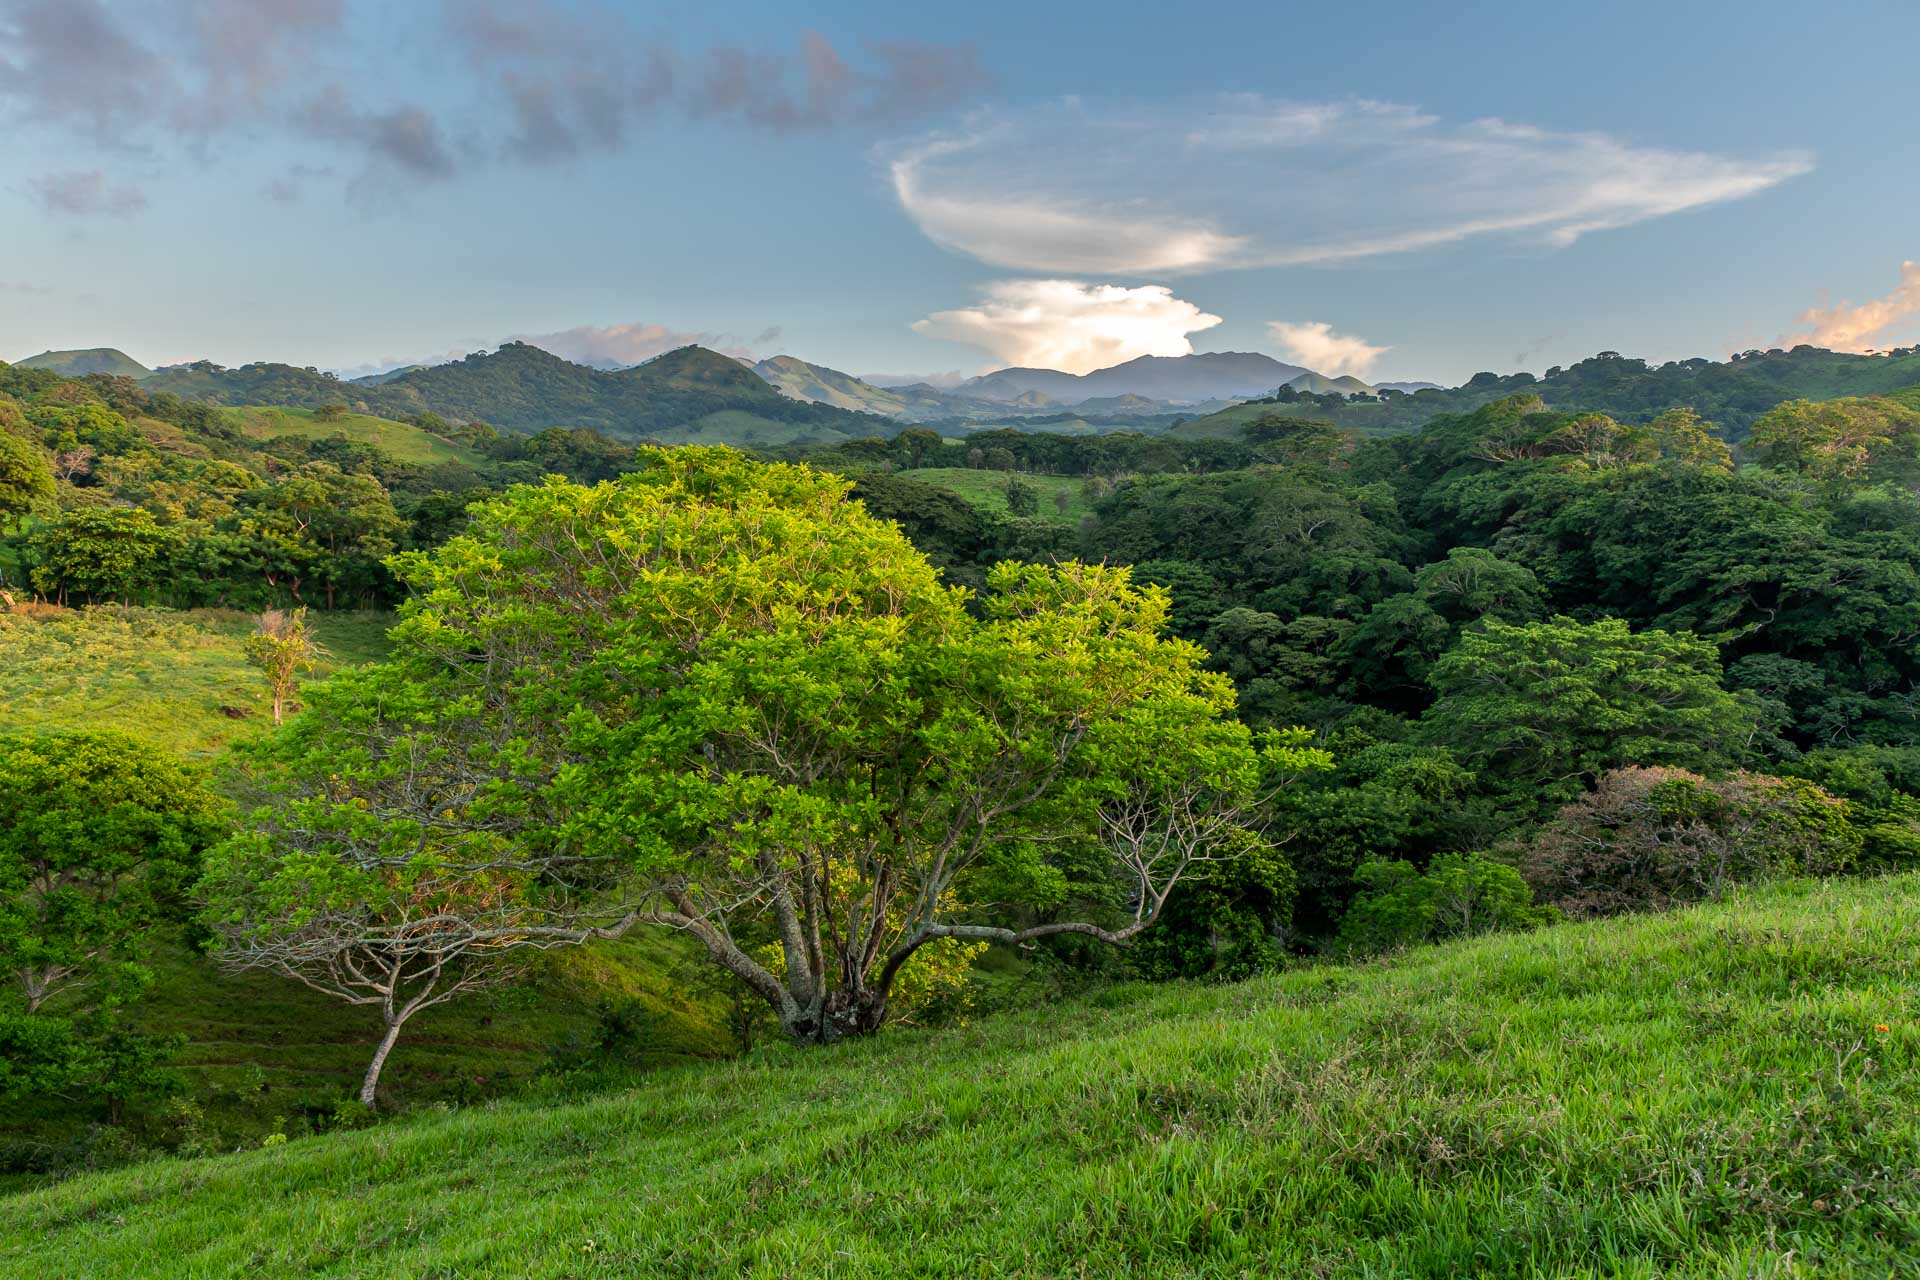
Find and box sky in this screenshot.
[2,0,1917,386]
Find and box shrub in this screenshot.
[1333,853,1552,955]
[1520,767,1859,919]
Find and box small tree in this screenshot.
[0,732,224,1014]
[0,733,222,1119]
[1004,476,1039,517]
[314,402,351,422]
[199,681,646,1107]
[245,607,325,724]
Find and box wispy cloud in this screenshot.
[888,97,1810,275]
[0,0,986,200]
[913,280,1222,375]
[1267,321,1388,378]
[1780,261,1920,353]
[29,169,148,217]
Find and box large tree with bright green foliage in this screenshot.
[210,448,1325,1049]
[1422,616,1757,810]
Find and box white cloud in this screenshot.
[1267,321,1389,378]
[912,280,1222,375]
[888,97,1810,276]
[1780,261,1920,353]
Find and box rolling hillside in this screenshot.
[221,406,481,466]
[13,347,150,378]
[6,874,1914,1276]
[140,345,887,445]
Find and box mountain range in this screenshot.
[957,352,1308,404]
[16,339,1920,449]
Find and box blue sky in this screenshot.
[2,0,1916,385]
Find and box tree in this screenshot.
[24,507,177,604]
[245,607,326,725]
[894,427,944,469]
[1,732,224,1013]
[1004,476,1039,517]
[1746,397,1920,481]
[1422,616,1755,809]
[235,448,1324,1045]
[314,402,350,422]
[0,432,55,526]
[1333,853,1552,955]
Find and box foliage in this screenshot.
[243,608,324,725]
[1333,853,1553,955]
[0,731,226,1014]
[267,447,1320,1042]
[1422,616,1756,811]
[1520,766,1860,918]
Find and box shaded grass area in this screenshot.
[0,928,734,1191]
[902,467,1093,522]
[0,606,393,757]
[223,406,480,466]
[7,875,1916,1277]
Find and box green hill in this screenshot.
[221,406,481,466]
[1176,346,1920,441]
[140,345,886,445]
[754,355,917,416]
[13,347,150,378]
[7,874,1916,1277]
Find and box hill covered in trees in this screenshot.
[1177,345,1920,440]
[140,344,886,445]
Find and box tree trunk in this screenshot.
[360,1016,406,1108]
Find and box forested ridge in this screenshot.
[5,352,1920,1275]
[137,343,886,442]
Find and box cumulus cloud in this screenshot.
[513,321,778,368]
[889,97,1810,276]
[913,280,1222,375]
[1267,321,1389,378]
[1780,261,1920,353]
[30,169,148,217]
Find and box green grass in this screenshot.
[902,467,1094,521]
[0,606,394,756]
[8,875,1917,1277]
[222,406,480,466]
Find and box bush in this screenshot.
[1520,767,1860,919]
[1333,853,1553,955]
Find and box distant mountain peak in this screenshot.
[13,347,150,378]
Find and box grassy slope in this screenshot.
[9,875,1917,1278]
[0,607,393,756]
[902,467,1094,521]
[221,406,480,466]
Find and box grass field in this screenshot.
[0,606,393,756]
[7,874,1915,1277]
[222,406,480,466]
[902,467,1094,522]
